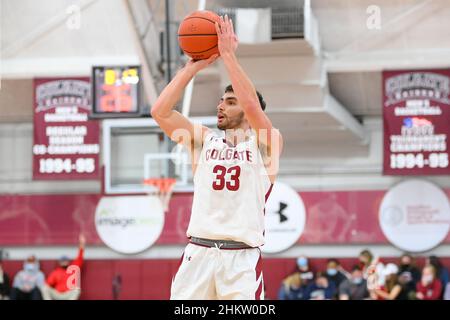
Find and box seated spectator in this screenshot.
[398,253,421,284]
[10,255,45,300]
[427,255,449,298]
[296,255,314,287]
[416,265,442,300]
[0,259,11,299]
[339,265,369,300]
[397,269,417,300]
[42,234,85,300]
[277,272,308,300]
[325,258,349,293]
[370,263,402,300]
[305,272,336,300]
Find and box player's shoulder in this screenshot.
[203,129,221,144]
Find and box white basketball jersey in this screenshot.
[187,131,273,247]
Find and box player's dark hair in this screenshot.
[224,84,266,111]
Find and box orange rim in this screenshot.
[143,178,177,193]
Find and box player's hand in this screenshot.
[185,54,219,74]
[215,15,238,57]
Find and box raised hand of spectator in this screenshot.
[79,234,86,249]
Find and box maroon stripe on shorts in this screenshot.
[255,253,263,300]
[265,183,274,203]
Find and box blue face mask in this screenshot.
[24,263,36,272]
[352,277,363,285]
[297,257,308,268]
[327,269,337,276]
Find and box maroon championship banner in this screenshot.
[33,78,100,180]
[383,69,450,175]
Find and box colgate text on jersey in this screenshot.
[205,148,253,162]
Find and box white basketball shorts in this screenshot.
[170,243,264,300]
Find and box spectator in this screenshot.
[397,269,417,300]
[277,272,308,300]
[427,255,449,298]
[325,258,348,292]
[295,255,314,287]
[10,255,45,300]
[416,265,442,300]
[370,263,402,300]
[305,272,336,300]
[339,265,369,300]
[359,249,385,286]
[444,283,450,300]
[41,234,85,300]
[0,259,11,299]
[398,253,421,284]
[358,249,373,271]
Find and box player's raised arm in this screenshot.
[150,56,218,148]
[215,15,283,156]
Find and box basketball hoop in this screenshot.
[143,178,177,212]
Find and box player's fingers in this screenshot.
[230,18,235,35]
[221,15,228,34]
[208,54,219,64]
[215,21,221,35]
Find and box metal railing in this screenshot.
[214,6,304,39]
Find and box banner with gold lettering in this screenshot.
[383,69,450,175]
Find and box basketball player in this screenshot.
[151,15,283,300]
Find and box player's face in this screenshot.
[216,92,245,130]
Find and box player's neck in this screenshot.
[223,123,252,146]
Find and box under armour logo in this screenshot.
[186,256,192,262]
[275,202,288,223]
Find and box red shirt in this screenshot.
[46,248,83,293]
[416,279,442,300]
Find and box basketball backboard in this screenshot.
[102,117,217,195]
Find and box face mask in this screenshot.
[24,263,36,272]
[297,257,308,269]
[401,262,410,267]
[352,277,363,285]
[327,269,337,276]
[422,275,433,284]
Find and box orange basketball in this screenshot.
[178,10,221,60]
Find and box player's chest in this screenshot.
[202,140,257,166]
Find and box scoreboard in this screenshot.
[91,66,142,118]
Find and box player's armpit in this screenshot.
[258,128,283,180]
[152,110,209,148]
[257,127,283,157]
